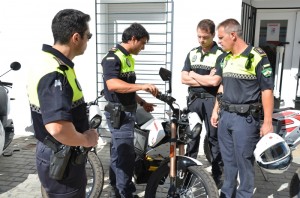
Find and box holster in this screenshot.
[43,136,72,180]
[104,102,137,129]
[105,103,122,129]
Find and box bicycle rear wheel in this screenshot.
[41,151,104,198]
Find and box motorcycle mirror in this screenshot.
[10,62,21,71]
[0,62,21,78]
[89,105,102,129]
[90,115,102,129]
[159,67,171,81]
[159,67,172,94]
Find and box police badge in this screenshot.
[126,58,131,67]
[192,55,197,62]
[220,58,228,69]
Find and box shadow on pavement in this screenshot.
[0,135,37,195]
[0,133,299,198]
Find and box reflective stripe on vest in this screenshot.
[27,52,84,108]
[189,48,223,70]
[221,47,263,79]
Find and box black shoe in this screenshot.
[213,175,223,189]
[110,187,121,198]
[133,195,140,198]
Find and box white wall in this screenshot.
[0,0,97,136]
[171,0,242,109]
[0,0,242,136]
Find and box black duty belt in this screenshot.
[221,101,262,114]
[105,102,137,113]
[189,91,215,99]
[43,135,63,152]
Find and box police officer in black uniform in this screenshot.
[211,19,274,198]
[101,23,158,198]
[27,9,98,197]
[181,19,224,185]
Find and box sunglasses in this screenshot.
[86,32,92,40]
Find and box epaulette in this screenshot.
[253,47,267,57]
[58,65,69,71]
[109,47,117,52]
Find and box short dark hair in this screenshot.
[217,18,242,37]
[197,19,215,35]
[122,23,150,43]
[51,9,90,44]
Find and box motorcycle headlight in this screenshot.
[186,112,202,140]
[187,123,202,139]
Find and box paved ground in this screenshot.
[0,132,299,198]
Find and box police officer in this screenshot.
[211,19,274,198]
[101,23,158,198]
[181,19,224,185]
[26,9,99,197]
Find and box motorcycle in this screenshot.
[132,67,219,197]
[41,96,105,198]
[0,62,21,156]
[269,108,300,197]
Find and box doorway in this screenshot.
[254,10,300,109]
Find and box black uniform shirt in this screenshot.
[215,45,274,104]
[101,44,137,106]
[182,42,224,95]
[30,44,89,142]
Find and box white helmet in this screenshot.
[254,133,292,174]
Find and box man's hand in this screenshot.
[141,84,159,97]
[211,109,219,128]
[210,68,216,76]
[82,129,99,147]
[260,122,273,137]
[142,102,156,112]
[188,71,197,78]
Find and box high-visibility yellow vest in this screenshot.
[27,52,84,110]
[189,48,223,70]
[221,47,270,79]
[114,49,135,75]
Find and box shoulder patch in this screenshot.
[253,47,267,57]
[262,63,272,78]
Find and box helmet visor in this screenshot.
[260,142,290,163]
